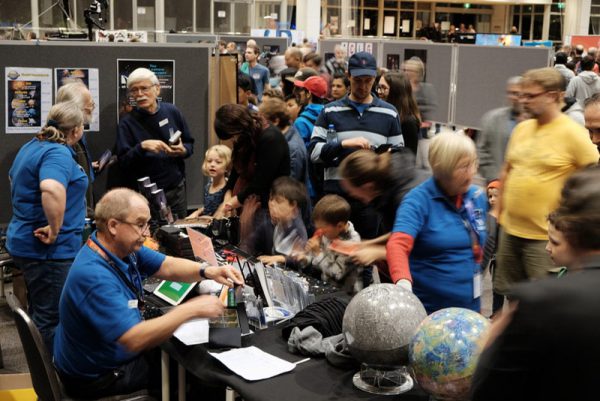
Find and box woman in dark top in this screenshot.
[377,71,420,156]
[213,103,290,215]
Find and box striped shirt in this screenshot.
[309,96,403,193]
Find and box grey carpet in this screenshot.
[0,283,29,374]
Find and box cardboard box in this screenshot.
[0,374,32,390]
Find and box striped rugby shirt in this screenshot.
[308,96,404,193]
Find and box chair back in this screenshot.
[7,293,62,401]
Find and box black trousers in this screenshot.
[58,349,161,399]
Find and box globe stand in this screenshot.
[352,364,414,395]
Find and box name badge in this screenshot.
[128,299,138,309]
[473,272,482,299]
[159,118,169,127]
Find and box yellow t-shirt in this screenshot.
[500,114,598,239]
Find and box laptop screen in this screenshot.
[186,227,219,266]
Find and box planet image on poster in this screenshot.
[7,70,20,80]
[409,308,491,401]
[12,107,31,127]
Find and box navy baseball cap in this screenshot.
[348,52,377,77]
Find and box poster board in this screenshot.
[0,41,212,224]
[453,45,551,129]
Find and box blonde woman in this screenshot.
[386,132,487,314]
[7,101,87,353]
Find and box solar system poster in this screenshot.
[5,67,52,134]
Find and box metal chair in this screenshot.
[6,293,155,401]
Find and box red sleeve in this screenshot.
[386,232,415,284]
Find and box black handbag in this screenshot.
[210,216,240,245]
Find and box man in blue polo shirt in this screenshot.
[309,51,404,239]
[54,188,243,399]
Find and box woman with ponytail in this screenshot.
[213,103,291,215]
[7,101,88,354]
[338,148,428,270]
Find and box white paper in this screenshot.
[402,19,410,32]
[363,18,370,30]
[218,10,226,18]
[209,346,296,381]
[384,16,395,34]
[173,318,209,345]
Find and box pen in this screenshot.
[294,358,311,365]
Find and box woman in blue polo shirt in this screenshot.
[386,132,487,314]
[7,101,88,353]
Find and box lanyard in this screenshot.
[462,199,483,265]
[86,237,146,312]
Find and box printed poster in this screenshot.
[54,68,100,131]
[365,42,373,54]
[117,59,175,120]
[5,67,52,134]
[348,42,356,56]
[356,42,364,53]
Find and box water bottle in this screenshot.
[326,124,338,145]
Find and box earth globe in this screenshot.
[409,307,491,401]
[342,284,427,395]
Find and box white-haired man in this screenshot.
[116,67,194,219]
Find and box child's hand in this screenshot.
[185,208,202,220]
[305,237,320,254]
[258,255,286,266]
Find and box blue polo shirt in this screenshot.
[53,233,165,379]
[392,177,487,314]
[7,139,88,260]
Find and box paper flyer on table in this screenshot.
[173,318,209,345]
[209,346,295,381]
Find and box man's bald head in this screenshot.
[94,188,148,232]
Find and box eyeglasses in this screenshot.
[84,101,96,111]
[456,160,478,173]
[118,219,151,234]
[128,85,156,95]
[588,127,600,136]
[519,91,549,100]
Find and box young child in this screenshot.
[250,176,308,266]
[482,179,504,316]
[187,145,231,219]
[302,195,364,294]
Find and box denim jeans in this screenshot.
[13,256,73,355]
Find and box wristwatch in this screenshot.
[199,262,210,279]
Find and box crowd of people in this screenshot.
[5,39,600,399]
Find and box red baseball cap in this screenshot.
[294,75,328,99]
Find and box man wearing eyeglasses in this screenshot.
[57,80,98,214]
[494,68,598,307]
[584,93,600,155]
[116,67,194,220]
[54,188,243,399]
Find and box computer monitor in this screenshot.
[475,33,522,47]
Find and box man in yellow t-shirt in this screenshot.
[495,68,598,298]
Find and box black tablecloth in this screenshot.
[162,326,429,401]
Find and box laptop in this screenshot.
[151,227,217,306]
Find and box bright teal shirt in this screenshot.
[7,139,88,259]
[54,233,165,378]
[392,177,488,314]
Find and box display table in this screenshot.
[161,324,429,401]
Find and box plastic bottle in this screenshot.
[326,124,338,145]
